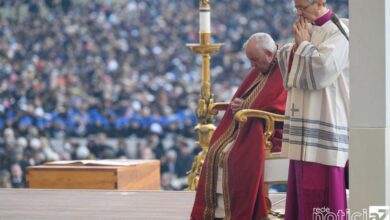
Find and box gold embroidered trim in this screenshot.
[203,125,235,219]
[203,71,270,219]
[222,72,270,220]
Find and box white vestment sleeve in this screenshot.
[277,43,294,89]
[288,31,348,90]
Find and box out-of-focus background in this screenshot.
[0,0,348,190]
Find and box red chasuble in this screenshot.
[190,64,287,220]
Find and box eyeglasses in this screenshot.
[294,2,315,13]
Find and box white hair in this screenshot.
[243,33,276,54]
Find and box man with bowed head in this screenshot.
[277,0,349,219]
[191,32,286,220]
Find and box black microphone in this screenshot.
[331,13,349,41]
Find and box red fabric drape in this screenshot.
[191,67,287,220]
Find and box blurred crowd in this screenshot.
[0,0,348,190]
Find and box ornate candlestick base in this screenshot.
[186,123,216,190]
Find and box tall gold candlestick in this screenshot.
[186,0,223,191]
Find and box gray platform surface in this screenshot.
[0,189,286,219]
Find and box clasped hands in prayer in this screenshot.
[293,16,312,51]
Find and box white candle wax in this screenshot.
[199,10,211,33]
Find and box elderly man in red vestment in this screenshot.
[190,33,287,220]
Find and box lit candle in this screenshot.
[199,4,211,33]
